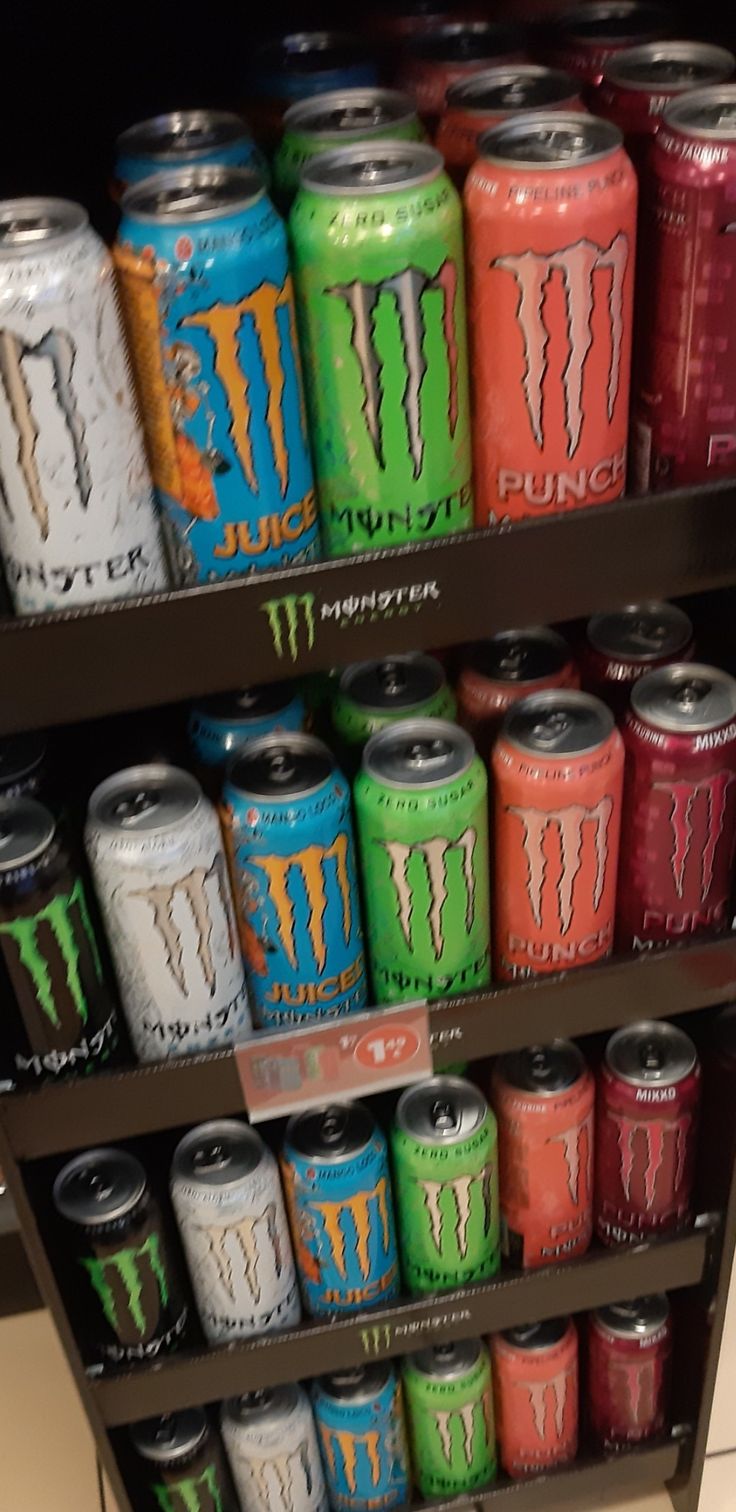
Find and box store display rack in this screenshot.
[0,1192,39,1318]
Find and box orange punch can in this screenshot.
[492,691,624,979]
[491,1317,578,1478]
[465,114,637,526]
[437,65,584,187]
[492,1041,594,1268]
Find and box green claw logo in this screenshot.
[0,876,103,1027]
[81,1231,169,1339]
[153,1465,225,1512]
[261,593,316,662]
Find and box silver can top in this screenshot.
[363,719,475,789]
[554,2,670,43]
[227,732,334,801]
[302,140,443,194]
[88,764,203,835]
[587,602,693,663]
[223,1384,300,1427]
[503,1317,571,1350]
[663,85,736,138]
[191,682,298,727]
[0,198,88,253]
[316,1364,394,1401]
[285,1102,375,1162]
[340,654,444,713]
[172,1120,267,1188]
[121,165,265,223]
[131,1410,208,1464]
[407,19,523,62]
[605,1020,698,1086]
[447,65,579,115]
[594,1295,670,1340]
[502,690,614,757]
[0,733,47,791]
[283,88,416,139]
[117,110,252,162]
[478,112,622,168]
[604,41,735,91]
[631,663,736,733]
[0,797,55,870]
[464,627,571,686]
[396,1076,489,1145]
[409,1339,483,1379]
[496,1041,587,1095]
[53,1148,147,1227]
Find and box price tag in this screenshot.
[235,1002,432,1123]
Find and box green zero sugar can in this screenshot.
[403,1340,497,1498]
[392,1075,500,1294]
[333,654,456,754]
[274,87,423,210]
[290,141,473,556]
[354,719,489,1004]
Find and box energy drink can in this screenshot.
[221,733,366,1028]
[392,1076,500,1293]
[370,2,485,42]
[491,1041,594,1268]
[394,21,527,130]
[115,167,318,585]
[188,683,306,774]
[274,89,423,211]
[52,1147,191,1367]
[596,1021,701,1246]
[130,1411,239,1512]
[247,32,380,148]
[354,719,490,1003]
[222,1387,328,1512]
[581,603,695,719]
[436,66,584,185]
[456,627,579,758]
[588,1296,672,1448]
[0,732,48,800]
[281,1102,399,1316]
[491,1318,578,1478]
[597,43,735,172]
[86,765,251,1062]
[312,1365,410,1512]
[492,692,624,979]
[333,656,455,755]
[546,2,673,86]
[403,1340,497,1497]
[170,1119,300,1342]
[291,141,473,557]
[114,110,267,197]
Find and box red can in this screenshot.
[466,115,637,527]
[436,65,583,185]
[493,691,624,979]
[595,1021,701,1246]
[393,21,527,128]
[580,602,695,719]
[632,87,736,492]
[588,1296,672,1449]
[457,627,579,758]
[616,663,736,950]
[545,2,673,87]
[492,1041,594,1268]
[597,42,735,174]
[492,1317,578,1477]
[369,2,485,42]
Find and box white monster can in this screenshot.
[0,197,169,613]
[222,1386,328,1512]
[85,764,251,1062]
[171,1118,301,1342]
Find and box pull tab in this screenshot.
[193,1140,230,1174]
[154,1416,178,1449]
[114,790,158,823]
[268,748,296,784]
[321,1108,349,1146]
[434,1343,456,1363]
[674,679,708,713]
[405,738,451,769]
[530,1047,552,1083]
[498,641,525,677]
[86,1172,116,1205]
[629,617,667,650]
[378,660,407,698]
[532,711,571,746]
[431,1098,459,1134]
[236,688,259,711]
[640,1039,664,1075]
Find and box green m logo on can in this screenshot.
[81,1231,169,1342]
[0,876,103,1027]
[261,593,316,662]
[153,1465,225,1512]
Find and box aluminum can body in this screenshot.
[115,168,318,585]
[492,692,624,979]
[466,116,636,526]
[290,142,472,556]
[131,1411,239,1512]
[596,43,735,174]
[394,22,527,130]
[247,32,380,148]
[114,110,266,195]
[333,655,455,753]
[222,1386,328,1512]
[580,602,694,720]
[436,66,583,185]
[588,1297,672,1448]
[281,1102,399,1316]
[188,683,306,771]
[86,764,250,1062]
[170,1119,300,1342]
[595,1021,701,1245]
[457,627,578,758]
[0,199,168,614]
[403,1340,497,1496]
[274,89,423,211]
[491,1318,578,1477]
[354,719,490,1003]
[491,1041,594,1268]
[545,3,673,86]
[392,1076,500,1293]
[312,1365,410,1512]
[221,734,367,1028]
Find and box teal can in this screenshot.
[313,1365,410,1512]
[114,109,268,195]
[188,683,306,771]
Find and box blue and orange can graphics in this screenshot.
[282,1103,400,1316]
[189,681,306,771]
[113,109,268,196]
[220,733,367,1028]
[115,166,318,586]
[313,1365,411,1512]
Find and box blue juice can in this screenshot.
[281,1103,400,1316]
[115,166,319,585]
[188,682,306,772]
[313,1365,411,1512]
[113,110,268,196]
[248,32,380,147]
[221,732,366,1026]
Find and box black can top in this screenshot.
[285,1101,375,1162]
[131,1410,208,1464]
[302,140,443,194]
[172,1120,267,1188]
[463,627,571,685]
[503,1317,571,1350]
[88,764,203,835]
[116,110,252,162]
[497,1041,587,1095]
[121,166,265,223]
[0,732,47,792]
[409,1339,483,1379]
[631,663,736,733]
[479,112,622,167]
[192,682,299,726]
[363,718,474,788]
[604,41,735,91]
[340,654,444,713]
[605,1020,698,1086]
[663,85,736,139]
[227,732,334,800]
[223,1384,298,1426]
[53,1148,147,1227]
[0,197,88,253]
[587,602,693,663]
[0,796,55,871]
[396,1076,489,1144]
[317,1363,394,1401]
[252,31,374,79]
[407,20,524,63]
[554,2,670,44]
[594,1295,670,1340]
[447,65,579,115]
[283,88,416,139]
[502,690,614,757]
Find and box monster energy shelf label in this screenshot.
[403,1339,497,1497]
[130,1409,239,1512]
[312,1365,410,1512]
[85,765,251,1063]
[171,1119,300,1342]
[53,1147,191,1367]
[392,1076,499,1294]
[0,798,122,1087]
[354,718,490,1003]
[222,1386,328,1512]
[332,655,456,756]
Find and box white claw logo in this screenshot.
[381,830,477,962]
[519,1371,570,1443]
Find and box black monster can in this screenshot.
[130,1410,239,1512]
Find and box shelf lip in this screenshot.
[415,1439,684,1512]
[3,933,736,1159]
[92,1230,707,1425]
[1,480,736,732]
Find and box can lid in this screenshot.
[316,1364,393,1401]
[554,2,670,43]
[631,663,736,732]
[605,1020,698,1086]
[479,112,622,167]
[130,1411,208,1463]
[409,1339,483,1378]
[0,797,55,870]
[363,718,475,789]
[252,30,371,75]
[0,197,87,251]
[53,1148,147,1226]
[340,654,444,713]
[223,1385,298,1426]
[0,732,47,790]
[121,165,265,222]
[172,1120,266,1188]
[502,690,614,757]
[396,1076,489,1145]
[594,1295,670,1339]
[191,682,298,727]
[463,628,571,686]
[283,88,416,139]
[663,84,736,138]
[285,1102,375,1162]
[603,41,735,91]
[502,1317,571,1350]
[446,65,579,114]
[407,20,524,62]
[227,732,333,800]
[587,602,693,663]
[302,140,443,194]
[116,110,252,162]
[496,1041,587,1095]
[87,764,203,835]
